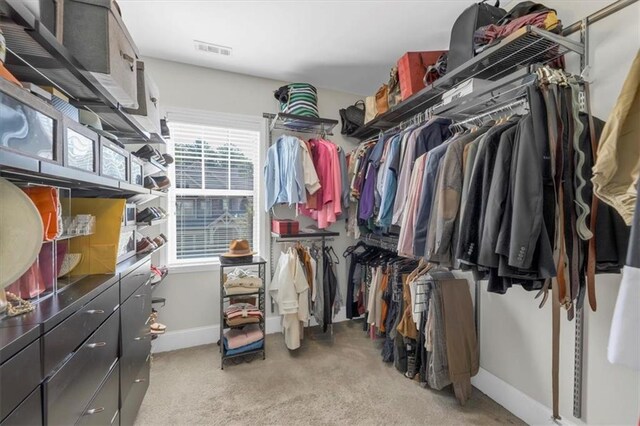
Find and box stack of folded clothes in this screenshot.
[223,324,264,355]
[224,302,263,327]
[223,268,263,295]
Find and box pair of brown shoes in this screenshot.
[144,175,171,191]
[136,234,168,254]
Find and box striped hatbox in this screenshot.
[279,83,319,118]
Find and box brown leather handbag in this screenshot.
[375,84,389,116]
[388,67,402,108]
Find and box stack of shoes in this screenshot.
[150,308,166,335]
[223,324,264,356]
[144,175,171,191]
[134,144,174,167]
[223,268,263,295]
[151,265,168,284]
[224,302,263,327]
[137,207,168,223]
[136,234,168,254]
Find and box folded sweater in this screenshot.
[224,339,264,356]
[224,324,264,349]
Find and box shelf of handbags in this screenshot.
[348,25,584,140]
[218,258,267,370]
[263,112,339,136]
[0,179,172,319]
[0,0,167,144]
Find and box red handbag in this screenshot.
[397,51,447,100]
[6,262,46,300]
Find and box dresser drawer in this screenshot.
[120,260,151,303]
[77,362,119,426]
[0,339,41,421]
[121,278,152,343]
[0,386,42,426]
[120,335,149,403]
[43,282,119,376]
[45,312,119,426]
[120,356,150,426]
[120,281,151,401]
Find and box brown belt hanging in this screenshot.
[584,82,599,312]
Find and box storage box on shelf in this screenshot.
[124,61,162,135]
[62,115,100,174]
[99,137,129,182]
[0,76,63,163]
[130,155,144,186]
[44,0,140,109]
[0,0,158,143]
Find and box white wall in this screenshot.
[143,57,361,352]
[477,1,640,424]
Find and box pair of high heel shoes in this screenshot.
[150,308,166,335]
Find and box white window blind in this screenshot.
[168,119,261,263]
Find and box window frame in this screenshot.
[165,108,267,271]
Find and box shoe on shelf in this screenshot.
[150,323,166,334]
[144,176,159,190]
[162,153,174,165]
[159,233,169,242]
[137,207,162,223]
[136,238,156,254]
[135,144,165,165]
[151,175,171,191]
[151,265,169,278]
[152,236,165,247]
[160,119,171,138]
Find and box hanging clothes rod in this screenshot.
[453,97,529,128]
[563,0,638,35]
[274,238,335,243]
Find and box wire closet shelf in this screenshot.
[350,25,584,139]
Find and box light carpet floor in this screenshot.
[135,321,523,425]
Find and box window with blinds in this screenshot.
[168,120,260,262]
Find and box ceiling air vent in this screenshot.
[194,40,232,56]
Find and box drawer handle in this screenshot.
[121,52,135,63]
[134,334,150,341]
[134,378,146,383]
[87,342,107,349]
[86,407,105,415]
[85,309,105,315]
[120,51,135,71]
[134,294,145,298]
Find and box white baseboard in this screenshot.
[152,307,348,354]
[471,368,574,425]
[151,324,220,353]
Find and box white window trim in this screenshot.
[165,107,267,271]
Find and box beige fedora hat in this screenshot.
[0,177,44,288]
[220,239,256,258]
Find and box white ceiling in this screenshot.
[115,0,503,95]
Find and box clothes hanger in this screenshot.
[343,240,367,257]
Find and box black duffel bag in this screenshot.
[447,1,506,74]
[339,100,365,136]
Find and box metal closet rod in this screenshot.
[563,0,639,35]
[274,238,335,243]
[454,97,528,127]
